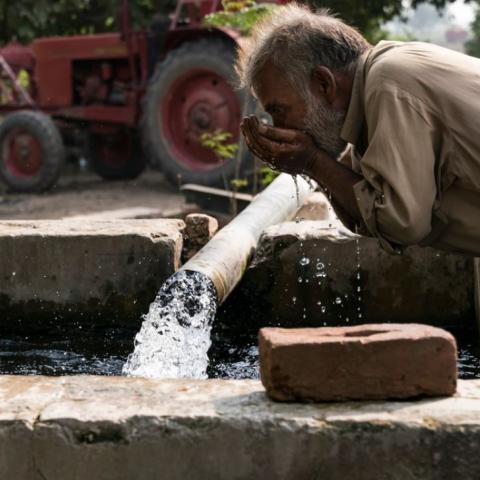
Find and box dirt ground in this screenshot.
[0,166,189,220]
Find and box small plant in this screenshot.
[203,0,278,35]
[260,165,279,187]
[230,177,249,189]
[200,129,238,162]
[201,129,248,216]
[203,0,281,192]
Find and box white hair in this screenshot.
[237,2,371,98]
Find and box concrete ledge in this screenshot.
[221,221,475,330]
[0,220,184,327]
[1,376,480,479]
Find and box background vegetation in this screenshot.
[0,0,477,49]
[466,5,480,55]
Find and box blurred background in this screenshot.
[0,0,477,221]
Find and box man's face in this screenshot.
[254,62,347,158]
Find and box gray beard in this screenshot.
[303,92,347,159]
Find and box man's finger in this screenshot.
[257,124,301,144]
[243,119,269,161]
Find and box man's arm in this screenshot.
[305,150,363,230]
[242,87,438,251]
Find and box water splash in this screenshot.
[122,270,217,379]
[355,234,363,321]
[211,345,259,379]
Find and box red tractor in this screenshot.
[0,0,284,193]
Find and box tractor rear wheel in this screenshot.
[89,130,145,180]
[142,39,251,188]
[0,111,64,193]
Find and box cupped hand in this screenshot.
[240,115,318,176]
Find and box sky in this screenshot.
[385,0,476,49]
[448,0,476,27]
[448,0,475,27]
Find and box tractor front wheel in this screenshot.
[89,130,145,180]
[0,111,64,193]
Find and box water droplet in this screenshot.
[292,296,297,304]
[299,257,310,266]
[298,277,303,283]
[321,306,326,313]
[335,297,342,305]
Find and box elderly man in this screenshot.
[238,3,480,257]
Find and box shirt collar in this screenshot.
[340,50,370,145]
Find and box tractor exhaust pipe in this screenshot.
[180,173,317,304]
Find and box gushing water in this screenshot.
[122,270,217,379]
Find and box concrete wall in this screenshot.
[220,221,475,331]
[0,218,475,332]
[1,375,480,480]
[0,220,184,329]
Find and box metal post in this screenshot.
[474,258,480,335]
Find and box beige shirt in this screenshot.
[341,41,480,256]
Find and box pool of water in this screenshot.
[0,326,478,380]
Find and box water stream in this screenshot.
[122,270,217,379]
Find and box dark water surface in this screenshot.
[0,326,479,380]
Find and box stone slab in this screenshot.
[183,213,219,261]
[259,324,457,402]
[0,376,480,479]
[0,220,184,326]
[220,221,475,331]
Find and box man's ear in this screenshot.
[310,66,337,105]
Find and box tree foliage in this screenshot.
[0,0,164,45]
[0,0,468,45]
[465,2,480,57]
[307,0,466,43]
[204,1,278,35]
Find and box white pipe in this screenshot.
[180,174,317,303]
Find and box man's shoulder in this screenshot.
[365,41,478,95]
[366,41,436,85]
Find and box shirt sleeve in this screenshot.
[354,88,437,254]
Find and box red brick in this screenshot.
[259,324,457,402]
